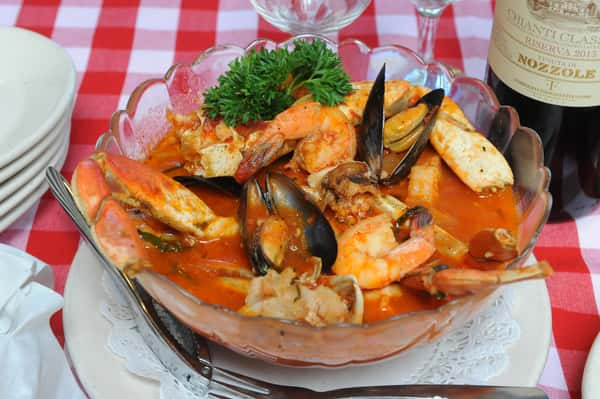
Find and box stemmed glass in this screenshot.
[250,0,372,35]
[411,0,458,63]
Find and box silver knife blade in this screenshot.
[323,384,548,399]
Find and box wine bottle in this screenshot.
[485,0,600,221]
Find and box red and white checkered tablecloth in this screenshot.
[1,1,599,398]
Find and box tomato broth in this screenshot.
[142,130,520,324]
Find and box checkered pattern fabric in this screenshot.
[1,1,598,398]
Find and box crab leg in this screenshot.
[72,158,112,224]
[93,198,150,274]
[71,159,148,272]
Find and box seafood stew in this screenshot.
[72,43,552,328]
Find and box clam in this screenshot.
[239,172,337,276]
[319,274,364,324]
[357,64,445,185]
[240,268,364,325]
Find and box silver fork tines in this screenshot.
[212,368,270,395]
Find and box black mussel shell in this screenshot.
[357,64,386,180]
[381,88,445,185]
[356,64,445,185]
[173,175,242,197]
[265,173,338,273]
[239,173,338,275]
[239,178,272,275]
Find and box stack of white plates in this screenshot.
[0,27,76,232]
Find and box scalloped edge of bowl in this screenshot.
[94,34,552,367]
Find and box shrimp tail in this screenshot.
[409,206,433,230]
[235,139,284,183]
[393,206,434,242]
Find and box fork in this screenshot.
[207,368,549,399]
[46,166,549,399]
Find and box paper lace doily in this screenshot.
[100,271,519,399]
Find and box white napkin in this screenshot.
[0,244,86,399]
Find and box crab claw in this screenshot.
[71,152,241,270]
[88,152,238,239]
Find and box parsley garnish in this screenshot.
[203,40,352,126]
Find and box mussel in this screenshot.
[172,175,242,197]
[239,172,338,276]
[357,64,445,185]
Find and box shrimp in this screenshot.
[402,261,553,297]
[332,207,436,289]
[234,101,356,182]
[234,80,420,182]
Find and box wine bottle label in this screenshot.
[488,0,600,107]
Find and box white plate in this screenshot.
[0,27,75,168]
[0,106,67,184]
[0,118,69,218]
[64,244,551,398]
[0,112,69,202]
[0,128,69,232]
[583,332,600,399]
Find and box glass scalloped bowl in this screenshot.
[95,34,551,367]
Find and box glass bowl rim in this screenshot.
[96,33,552,333]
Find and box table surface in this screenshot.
[1,1,599,398]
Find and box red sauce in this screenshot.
[143,131,521,323]
[364,289,448,323]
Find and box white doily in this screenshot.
[100,271,520,398]
[100,273,207,399]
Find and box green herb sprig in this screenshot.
[203,40,352,126]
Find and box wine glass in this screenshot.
[411,0,457,63]
[250,0,372,34]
